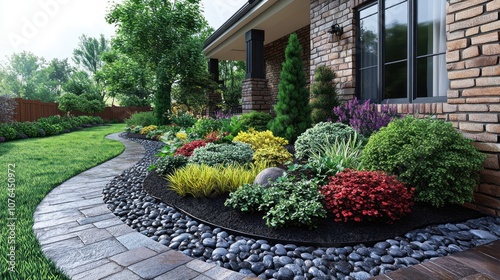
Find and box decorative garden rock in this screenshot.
[254,167,286,187]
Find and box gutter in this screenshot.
[202,0,264,50]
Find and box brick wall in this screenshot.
[445,0,500,215]
[310,0,500,215]
[310,0,356,100]
[264,25,311,104]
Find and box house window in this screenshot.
[357,0,448,103]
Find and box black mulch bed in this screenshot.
[123,132,153,140]
[143,171,484,247]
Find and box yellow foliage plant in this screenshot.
[233,129,292,166]
[166,162,267,197]
[140,125,158,135]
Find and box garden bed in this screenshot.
[143,170,484,247]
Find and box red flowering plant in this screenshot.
[174,140,209,157]
[321,169,414,223]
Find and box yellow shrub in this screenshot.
[166,163,266,197]
[233,129,292,166]
[140,125,158,135]
[175,131,187,141]
[233,129,288,150]
[254,146,293,166]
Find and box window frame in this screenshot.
[355,0,448,104]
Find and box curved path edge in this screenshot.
[33,133,258,280]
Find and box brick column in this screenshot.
[242,78,272,113]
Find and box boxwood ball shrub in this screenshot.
[238,111,273,131]
[189,142,253,166]
[321,170,414,223]
[362,116,486,207]
[294,122,358,160]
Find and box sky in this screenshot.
[0,0,246,63]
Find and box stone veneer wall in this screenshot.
[264,25,311,105]
[310,0,500,215]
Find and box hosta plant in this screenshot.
[321,169,414,223]
[294,122,357,160]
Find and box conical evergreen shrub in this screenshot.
[310,65,339,123]
[269,33,311,142]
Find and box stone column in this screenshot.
[242,29,272,113]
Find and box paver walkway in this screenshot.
[33,133,258,280]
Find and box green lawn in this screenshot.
[0,124,125,280]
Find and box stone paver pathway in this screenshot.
[33,133,258,280]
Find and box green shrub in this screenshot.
[189,142,253,166]
[238,111,273,131]
[294,122,358,160]
[11,122,40,138]
[307,132,364,180]
[192,117,223,138]
[269,33,311,143]
[224,184,267,212]
[169,110,198,128]
[151,155,188,176]
[36,122,60,136]
[226,176,327,228]
[167,163,264,197]
[125,111,157,127]
[362,116,486,207]
[310,65,339,123]
[0,124,17,140]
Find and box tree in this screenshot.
[219,60,245,112]
[58,92,105,116]
[0,53,71,102]
[95,49,153,107]
[58,93,82,116]
[269,33,311,142]
[310,65,340,123]
[106,0,210,124]
[63,70,98,96]
[72,34,109,76]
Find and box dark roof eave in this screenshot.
[203,0,264,51]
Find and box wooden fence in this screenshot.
[13,98,152,122]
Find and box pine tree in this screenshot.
[310,65,340,123]
[269,33,311,142]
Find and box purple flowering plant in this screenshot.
[333,97,398,137]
